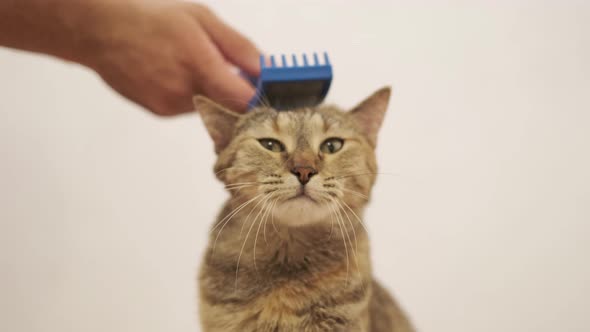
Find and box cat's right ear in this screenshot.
[193,96,241,154]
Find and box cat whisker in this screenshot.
[332,173,381,180]
[263,197,280,245]
[218,167,285,183]
[253,193,278,272]
[225,185,258,193]
[321,197,336,240]
[334,199,359,253]
[270,196,281,235]
[225,181,262,188]
[335,198,369,293]
[215,166,253,176]
[333,199,359,286]
[341,188,370,200]
[325,171,399,181]
[323,170,372,181]
[225,177,283,189]
[339,199,370,235]
[214,167,232,176]
[235,192,276,290]
[327,199,350,287]
[239,192,274,236]
[210,193,263,234]
[210,193,264,254]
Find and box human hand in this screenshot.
[80,1,259,115]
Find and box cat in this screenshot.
[194,87,414,332]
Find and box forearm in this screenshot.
[0,0,259,114]
[0,0,121,64]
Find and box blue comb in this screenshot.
[246,52,333,111]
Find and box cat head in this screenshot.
[194,87,391,226]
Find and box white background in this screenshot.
[1,1,589,331]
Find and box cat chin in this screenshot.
[272,198,332,226]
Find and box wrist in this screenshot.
[69,0,166,71]
[0,0,106,62]
[52,0,120,67]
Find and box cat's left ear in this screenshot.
[350,86,392,147]
[193,96,241,154]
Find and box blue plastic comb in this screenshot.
[247,52,333,111]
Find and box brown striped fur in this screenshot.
[194,87,414,331]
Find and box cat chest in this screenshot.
[231,278,369,331]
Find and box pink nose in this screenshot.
[290,166,317,185]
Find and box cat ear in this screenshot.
[350,86,392,147]
[193,96,241,154]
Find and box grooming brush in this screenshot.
[246,52,333,110]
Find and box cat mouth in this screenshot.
[287,190,318,203]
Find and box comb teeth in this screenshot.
[260,52,331,68]
[247,52,333,110]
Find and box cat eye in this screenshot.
[258,138,285,152]
[320,138,344,154]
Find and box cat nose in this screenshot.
[290,166,318,185]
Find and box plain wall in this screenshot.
[1,1,589,331]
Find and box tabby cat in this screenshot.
[195,87,414,332]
